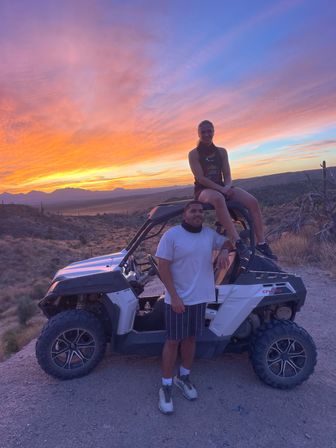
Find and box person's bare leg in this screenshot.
[180,336,196,370]
[198,189,240,243]
[174,335,198,400]
[162,339,180,378]
[229,187,265,243]
[198,188,251,267]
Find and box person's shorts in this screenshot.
[164,303,207,340]
[194,185,235,200]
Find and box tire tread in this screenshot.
[36,310,106,380]
[249,320,317,389]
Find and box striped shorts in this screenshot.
[164,303,207,340]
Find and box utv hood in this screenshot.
[52,249,127,282]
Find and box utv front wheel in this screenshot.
[36,310,107,380]
[250,320,317,389]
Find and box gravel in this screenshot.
[1,266,335,448]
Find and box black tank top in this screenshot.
[194,143,224,197]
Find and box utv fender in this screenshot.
[38,271,126,328]
[234,271,306,311]
[101,294,120,335]
[39,271,130,314]
[41,271,130,302]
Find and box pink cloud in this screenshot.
[1,1,155,136]
[1,0,335,193]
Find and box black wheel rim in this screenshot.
[267,338,307,377]
[51,329,96,370]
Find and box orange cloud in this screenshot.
[1,1,336,193]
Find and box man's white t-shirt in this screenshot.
[155,225,226,305]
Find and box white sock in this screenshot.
[258,241,266,245]
[162,377,173,386]
[180,366,190,377]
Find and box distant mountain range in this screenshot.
[1,166,334,207]
[0,185,189,206]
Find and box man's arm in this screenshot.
[213,233,232,269]
[188,150,228,195]
[215,241,232,270]
[157,257,185,314]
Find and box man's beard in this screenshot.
[181,220,202,233]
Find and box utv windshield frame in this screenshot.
[119,199,254,268]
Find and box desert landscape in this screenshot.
[0,167,335,361]
[0,167,336,447]
[2,2,335,445]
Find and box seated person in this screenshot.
[188,120,277,262]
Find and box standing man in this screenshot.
[155,200,230,415]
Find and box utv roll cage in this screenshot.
[119,199,255,268]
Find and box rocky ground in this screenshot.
[0,266,335,448]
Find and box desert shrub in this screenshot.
[46,226,54,239]
[78,234,88,245]
[272,233,312,265]
[271,227,336,275]
[2,329,19,356]
[30,281,48,300]
[17,296,37,326]
[0,294,14,314]
[70,241,81,249]
[318,241,336,278]
[0,315,46,361]
[16,318,45,350]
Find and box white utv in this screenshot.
[36,200,317,389]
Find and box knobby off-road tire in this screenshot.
[36,310,107,380]
[249,320,317,389]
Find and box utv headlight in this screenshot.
[275,306,292,320]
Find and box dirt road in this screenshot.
[1,267,335,448]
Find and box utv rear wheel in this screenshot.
[250,320,317,389]
[36,310,106,380]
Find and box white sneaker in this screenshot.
[159,385,173,415]
[174,375,198,400]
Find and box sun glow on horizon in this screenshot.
[1,0,335,194]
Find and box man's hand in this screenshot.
[171,296,185,314]
[215,248,230,270]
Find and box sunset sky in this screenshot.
[1,0,335,194]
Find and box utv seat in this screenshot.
[133,296,165,332]
[214,251,240,285]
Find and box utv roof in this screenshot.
[124,199,214,258]
[148,199,213,223]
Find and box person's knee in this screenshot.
[165,339,180,348]
[182,336,195,344]
[248,195,259,211]
[212,194,226,209]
